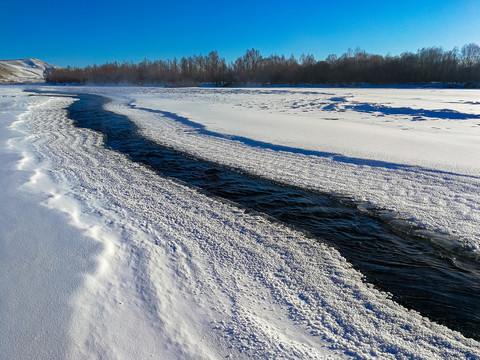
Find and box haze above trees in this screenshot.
[45,44,480,86]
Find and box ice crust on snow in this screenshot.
[1,85,480,359]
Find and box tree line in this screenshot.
[45,44,480,86]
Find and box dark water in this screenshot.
[54,92,480,341]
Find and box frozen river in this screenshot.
[2,85,480,359]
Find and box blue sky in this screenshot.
[1,0,479,67]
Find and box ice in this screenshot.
[1,85,479,359]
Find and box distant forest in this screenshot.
[45,44,480,86]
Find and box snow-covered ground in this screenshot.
[1,85,480,359]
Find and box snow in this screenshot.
[0,59,54,84]
[124,87,480,176]
[0,87,99,359]
[98,86,480,251]
[1,84,480,359]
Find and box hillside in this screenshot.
[0,58,57,84]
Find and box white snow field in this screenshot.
[1,85,480,359]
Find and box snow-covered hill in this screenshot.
[0,58,57,84]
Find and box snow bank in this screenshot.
[0,87,99,359]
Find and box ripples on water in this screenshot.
[44,92,480,341]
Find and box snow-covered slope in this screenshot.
[0,59,56,84]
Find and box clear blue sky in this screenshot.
[1,0,479,67]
